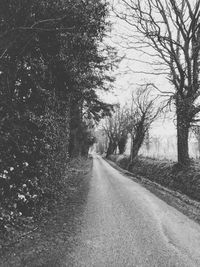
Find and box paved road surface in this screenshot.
[68,155,200,266]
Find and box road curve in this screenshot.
[67,155,200,267]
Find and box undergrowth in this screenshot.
[0,157,90,249]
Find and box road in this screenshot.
[67,155,200,267]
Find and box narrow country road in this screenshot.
[68,155,200,267]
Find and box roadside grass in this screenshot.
[107,154,200,224]
[0,157,92,267]
[108,154,200,202]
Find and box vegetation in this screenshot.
[103,105,129,157]
[0,157,92,265]
[126,85,159,162]
[116,0,200,166]
[2,0,200,257]
[102,85,159,161]
[0,0,114,238]
[108,154,200,203]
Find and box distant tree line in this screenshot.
[101,85,159,163]
[0,0,114,234]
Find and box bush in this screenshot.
[0,99,70,238]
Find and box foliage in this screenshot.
[0,0,114,237]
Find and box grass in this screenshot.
[108,154,200,203]
[107,154,200,225]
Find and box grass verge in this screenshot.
[107,154,200,225]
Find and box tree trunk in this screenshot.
[176,98,190,166]
[130,143,140,161]
[130,133,145,163]
[106,140,114,157]
[106,139,118,157]
[118,135,127,154]
[177,117,190,165]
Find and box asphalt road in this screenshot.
[67,155,200,267]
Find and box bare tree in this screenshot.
[95,129,108,155]
[103,116,119,157]
[117,0,200,166]
[115,106,129,154]
[103,105,129,157]
[127,85,159,162]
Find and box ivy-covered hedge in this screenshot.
[0,0,114,238]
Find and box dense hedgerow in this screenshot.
[0,0,114,237]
